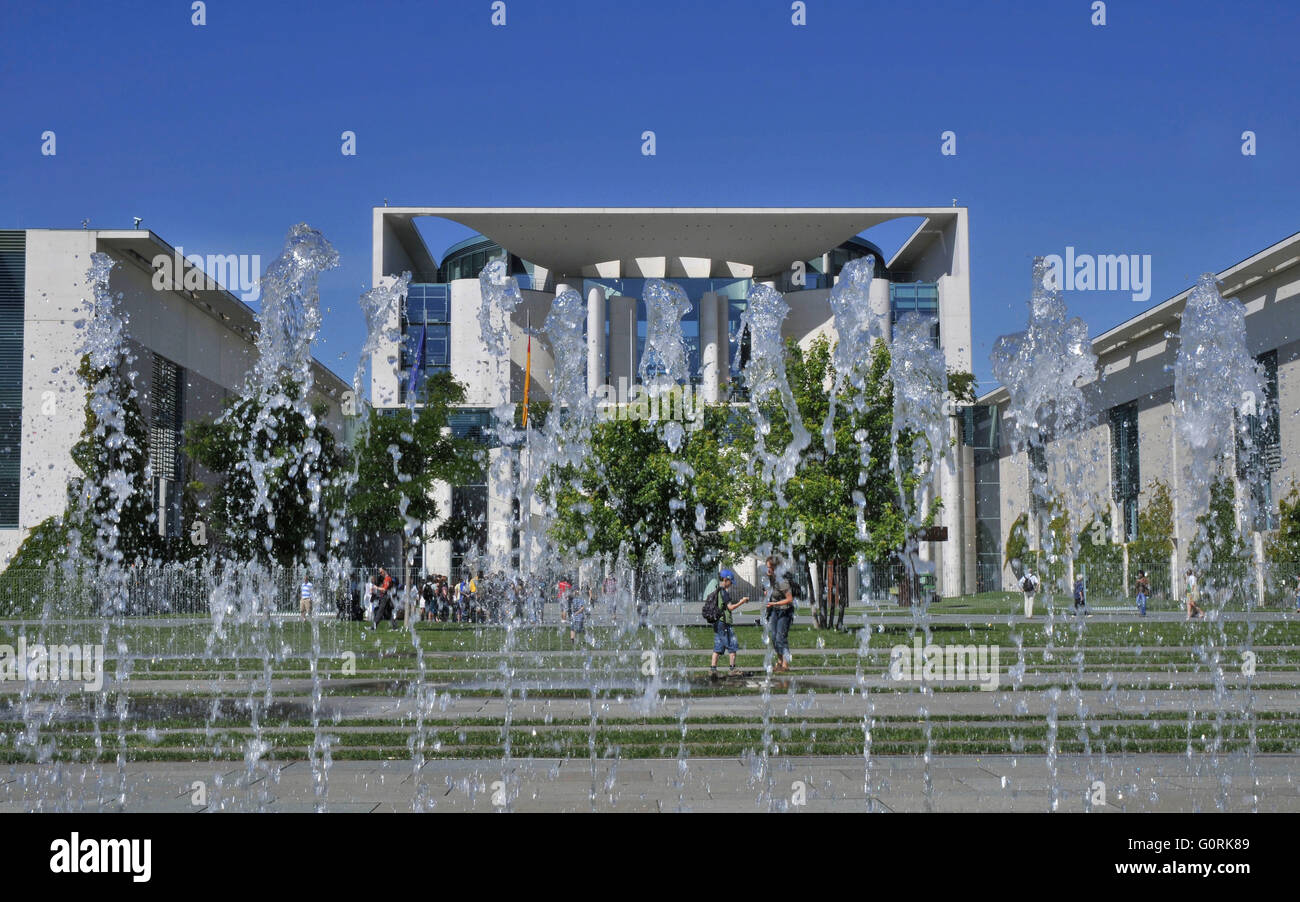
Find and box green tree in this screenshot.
[186,381,346,567]
[1128,478,1175,568]
[5,356,157,573]
[731,337,972,612]
[546,397,742,577]
[1266,484,1300,564]
[1188,475,1250,570]
[346,372,476,568]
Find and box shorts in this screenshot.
[713,624,739,654]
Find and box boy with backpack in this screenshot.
[704,569,749,677]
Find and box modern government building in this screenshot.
[369,207,975,595]
[0,228,350,567]
[8,212,1294,604]
[972,231,1300,599]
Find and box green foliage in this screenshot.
[4,515,72,571]
[1267,484,1300,565]
[186,381,346,567]
[1189,475,1250,568]
[1004,513,1031,578]
[347,373,475,566]
[4,356,158,574]
[546,403,742,571]
[1077,510,1124,596]
[1004,498,1071,588]
[1129,478,1175,568]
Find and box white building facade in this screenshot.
[970,231,1300,599]
[370,207,975,595]
[0,229,350,566]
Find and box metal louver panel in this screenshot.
[0,231,25,527]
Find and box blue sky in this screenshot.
[2,0,1296,392]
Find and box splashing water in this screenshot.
[737,284,810,505]
[991,257,1099,808]
[1173,273,1263,541]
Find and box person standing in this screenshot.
[557,578,572,624]
[1019,571,1040,618]
[709,569,748,677]
[1134,570,1150,618]
[1185,568,1203,620]
[454,574,471,623]
[299,576,313,620]
[764,555,795,673]
[569,585,587,644]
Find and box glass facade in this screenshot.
[438,237,506,283]
[965,405,1003,593]
[1109,401,1139,541]
[1237,350,1280,530]
[890,282,941,346]
[399,284,452,404]
[150,353,185,540]
[0,231,23,528]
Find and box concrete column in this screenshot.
[699,291,719,403]
[609,294,637,390]
[869,278,892,332]
[587,285,606,395]
[717,294,731,388]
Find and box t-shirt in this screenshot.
[768,575,792,610]
[714,587,735,625]
[300,581,313,601]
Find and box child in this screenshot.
[568,584,587,644]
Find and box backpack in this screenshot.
[1021,575,1035,593]
[784,571,802,603]
[701,587,723,624]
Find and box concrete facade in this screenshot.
[973,232,1300,596]
[0,229,350,566]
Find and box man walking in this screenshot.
[1134,569,1150,617]
[765,555,795,672]
[709,569,749,678]
[1019,570,1039,618]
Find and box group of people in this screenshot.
[704,555,798,677]
[353,569,601,627]
[1016,567,1207,620]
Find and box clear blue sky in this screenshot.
[2,0,1296,392]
